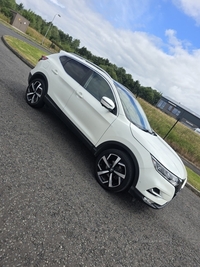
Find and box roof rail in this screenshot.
[71,53,111,78]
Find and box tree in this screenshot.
[122,73,135,90]
[132,80,141,97]
[0,7,12,18]
[34,14,43,32]
[140,87,154,104]
[71,39,80,51]
[50,25,60,43]
[21,9,36,27]
[0,0,16,9]
[152,90,162,105]
[16,3,24,11]
[100,65,118,80]
[78,47,92,59]
[0,0,16,18]
[115,67,126,83]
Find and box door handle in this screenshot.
[52,69,58,75]
[76,91,83,98]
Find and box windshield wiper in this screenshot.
[140,127,157,135]
[132,122,154,134]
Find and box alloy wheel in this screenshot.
[27,81,43,104]
[97,153,126,188]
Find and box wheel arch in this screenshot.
[94,141,139,187]
[29,72,48,92]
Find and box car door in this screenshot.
[63,68,117,145]
[49,55,92,110]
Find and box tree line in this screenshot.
[0,0,162,105]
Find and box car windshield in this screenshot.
[114,81,152,133]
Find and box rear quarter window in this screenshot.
[60,56,91,85]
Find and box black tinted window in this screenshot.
[84,72,115,102]
[60,56,91,85]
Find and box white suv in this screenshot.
[26,51,187,208]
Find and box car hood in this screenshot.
[130,124,187,180]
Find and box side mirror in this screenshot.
[101,96,115,111]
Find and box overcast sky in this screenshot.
[16,0,200,116]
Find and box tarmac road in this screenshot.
[0,22,200,267]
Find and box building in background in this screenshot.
[156,96,200,131]
[10,11,30,33]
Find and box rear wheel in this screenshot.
[95,149,133,192]
[25,78,46,108]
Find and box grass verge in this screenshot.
[4,35,47,66]
[186,167,200,191]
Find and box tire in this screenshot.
[94,149,133,193]
[25,78,46,108]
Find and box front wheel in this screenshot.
[25,78,46,108]
[94,149,133,193]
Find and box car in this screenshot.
[194,128,200,134]
[25,50,187,209]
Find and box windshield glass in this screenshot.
[114,81,152,133]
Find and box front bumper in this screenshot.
[129,187,169,209]
[128,167,187,209]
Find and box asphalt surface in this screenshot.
[0,22,200,267]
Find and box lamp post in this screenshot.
[42,14,61,45]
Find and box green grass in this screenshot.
[26,27,60,52]
[3,34,200,192]
[139,98,200,166]
[186,167,200,191]
[4,35,47,66]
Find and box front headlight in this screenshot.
[151,156,181,187]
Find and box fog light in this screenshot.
[148,188,161,198]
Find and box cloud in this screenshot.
[173,0,200,25]
[88,0,152,30]
[49,0,65,9]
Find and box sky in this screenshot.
[16,0,200,116]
